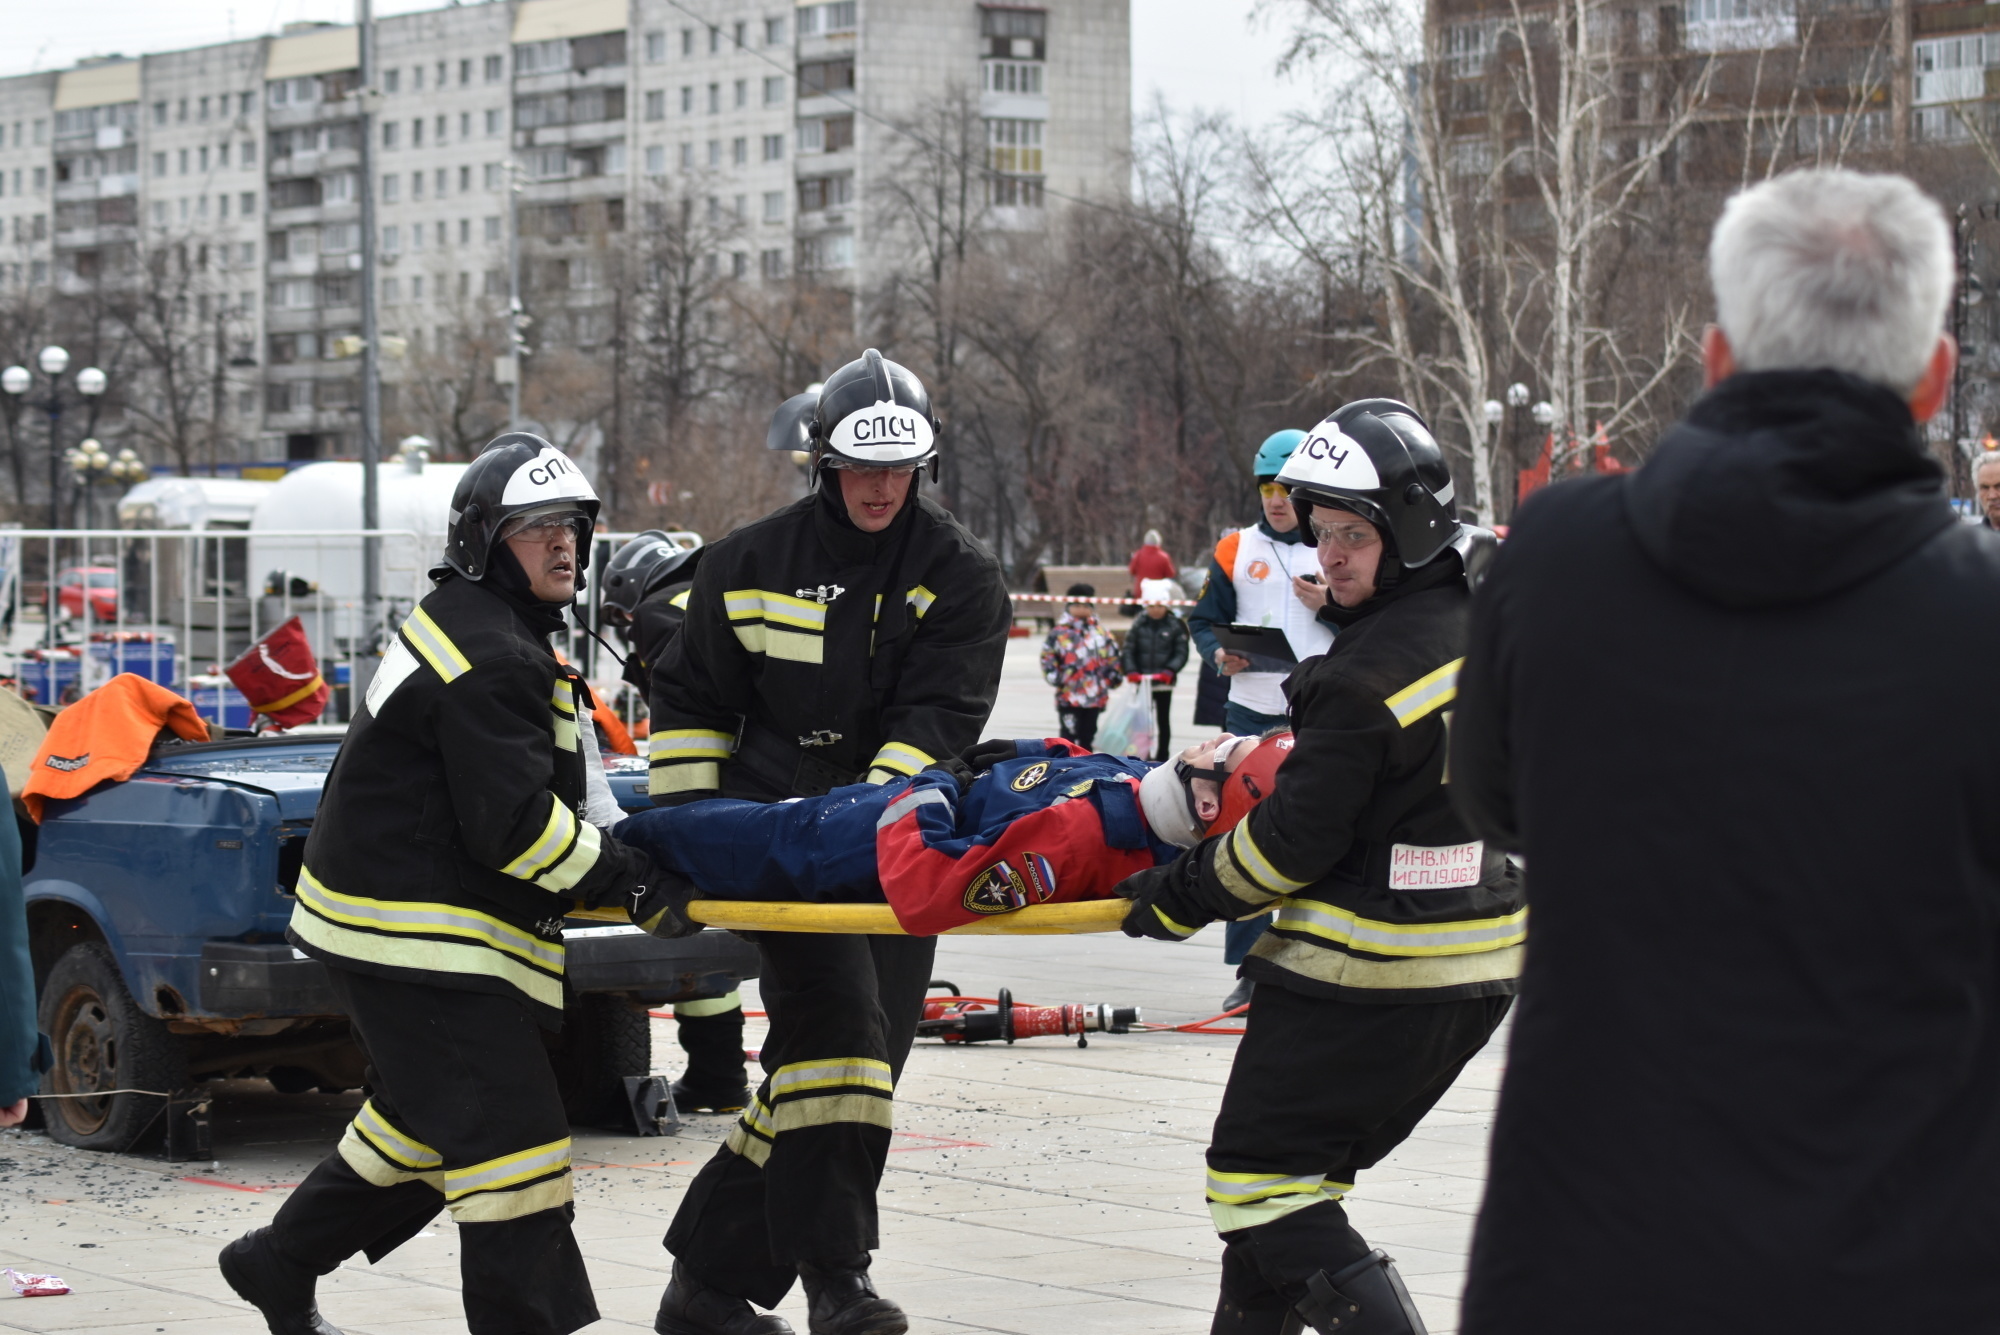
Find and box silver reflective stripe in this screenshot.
[1204,1170,1325,1204]
[445,1138,572,1199]
[1274,898,1527,955]
[295,869,563,970]
[770,1058,894,1095]
[876,785,953,831]
[501,802,578,882]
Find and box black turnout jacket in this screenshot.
[648,489,1010,802]
[290,573,652,1025]
[1452,370,2000,1334]
[1145,559,1526,1002]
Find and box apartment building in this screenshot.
[0,0,1128,468]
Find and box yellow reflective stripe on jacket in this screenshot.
[651,760,720,794]
[669,587,691,610]
[402,607,472,682]
[338,1117,444,1190]
[724,589,829,630]
[1206,1179,1352,1234]
[502,801,579,881]
[551,681,580,752]
[651,729,733,760]
[295,867,563,970]
[535,820,602,893]
[1271,897,1527,957]
[731,622,825,664]
[906,584,937,618]
[1204,1169,1347,1205]
[1220,822,1311,902]
[1385,658,1462,728]
[726,1095,777,1165]
[290,895,564,1012]
[1152,904,1200,938]
[769,1058,894,1098]
[1250,935,1524,993]
[868,741,934,779]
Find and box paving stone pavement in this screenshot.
[0,640,1508,1333]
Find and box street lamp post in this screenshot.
[1,346,108,529]
[67,441,147,531]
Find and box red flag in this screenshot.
[225,616,329,730]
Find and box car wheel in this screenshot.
[38,942,189,1152]
[546,994,651,1125]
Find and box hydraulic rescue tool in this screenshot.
[916,983,1140,1048]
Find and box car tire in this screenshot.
[38,942,189,1152]
[546,994,651,1126]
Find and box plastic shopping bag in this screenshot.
[1094,682,1156,758]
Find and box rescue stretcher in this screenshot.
[570,898,1129,935]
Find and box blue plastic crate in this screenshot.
[185,681,254,730]
[15,655,82,707]
[89,637,177,687]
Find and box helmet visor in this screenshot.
[497,505,589,545]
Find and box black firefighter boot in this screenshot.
[218,1227,344,1335]
[797,1255,908,1335]
[1284,1250,1430,1335]
[672,1006,752,1113]
[1213,1241,1293,1335]
[655,1260,796,1335]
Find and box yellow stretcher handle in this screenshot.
[567,898,1129,936]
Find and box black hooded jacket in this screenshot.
[1452,371,2000,1332]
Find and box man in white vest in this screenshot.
[1188,429,1337,1008]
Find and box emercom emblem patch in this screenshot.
[962,853,1058,914]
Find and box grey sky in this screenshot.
[1,0,1320,132]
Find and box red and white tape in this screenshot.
[1012,592,1199,608]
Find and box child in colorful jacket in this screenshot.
[1039,582,1125,748]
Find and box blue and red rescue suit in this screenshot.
[614,739,1178,935]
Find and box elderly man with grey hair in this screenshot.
[1450,169,2000,1334]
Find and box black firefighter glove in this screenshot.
[1115,851,1213,942]
[960,738,1021,774]
[629,857,703,939]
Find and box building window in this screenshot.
[413,118,424,147]
[763,189,785,221]
[437,114,447,143]
[799,231,853,270]
[708,83,720,114]
[797,173,852,211]
[485,215,501,240]
[680,142,695,169]
[707,139,721,166]
[152,101,167,125]
[461,112,472,139]
[646,30,667,62]
[765,16,787,45]
[460,218,471,244]
[485,163,503,188]
[384,120,399,149]
[460,165,472,192]
[797,119,823,153]
[241,191,256,215]
[979,6,1046,59]
[486,54,506,81]
[243,139,258,165]
[646,90,666,120]
[799,59,855,98]
[735,78,748,108]
[986,118,1043,174]
[383,276,400,303]
[460,59,473,85]
[709,25,721,53]
[152,151,167,176]
[516,38,571,74]
[983,60,1043,95]
[383,223,401,253]
[682,86,695,113]
[760,247,785,279]
[762,133,784,161]
[732,250,748,279]
[487,109,503,136]
[732,136,747,165]
[798,4,857,36]
[386,68,401,94]
[178,148,189,175]
[646,144,666,173]
[824,115,854,152]
[763,76,786,108]
[413,170,424,200]
[682,27,695,56]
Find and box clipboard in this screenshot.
[1212,624,1298,674]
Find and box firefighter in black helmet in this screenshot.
[648,351,1010,1335]
[602,532,752,1115]
[1115,401,1524,1335]
[218,434,696,1335]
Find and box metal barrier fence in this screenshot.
[0,528,426,725]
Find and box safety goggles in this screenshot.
[497,510,587,544]
[1258,481,1289,499]
[1308,514,1382,551]
[822,456,924,477]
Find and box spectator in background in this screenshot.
[1454,169,2000,1334]
[1977,448,2000,527]
[1040,583,1124,750]
[2,770,48,1130]
[1121,578,1191,761]
[1128,528,1177,597]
